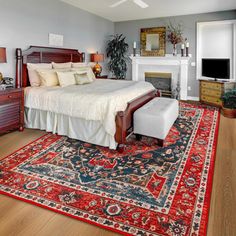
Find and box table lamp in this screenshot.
[0,47,7,83]
[91,52,104,77]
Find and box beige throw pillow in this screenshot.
[57,71,76,87]
[52,62,72,69]
[27,63,52,87]
[74,72,93,85]
[37,69,59,86]
[71,66,96,81]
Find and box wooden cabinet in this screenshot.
[0,88,24,134]
[200,80,235,107]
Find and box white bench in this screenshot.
[133,97,179,146]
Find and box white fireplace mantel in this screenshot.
[130,54,191,100]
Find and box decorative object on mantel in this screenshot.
[90,52,104,77]
[167,22,183,56]
[106,34,129,79]
[0,47,7,83]
[221,89,236,118]
[140,27,166,56]
[181,43,185,57]
[185,38,190,57]
[133,41,137,57]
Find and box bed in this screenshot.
[16,46,159,150]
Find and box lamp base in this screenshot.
[0,72,3,84]
[93,63,102,77]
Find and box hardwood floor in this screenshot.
[0,115,235,236]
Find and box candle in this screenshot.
[186,42,189,48]
[181,44,185,49]
[133,41,137,49]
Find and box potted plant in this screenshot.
[106,34,129,79]
[221,89,236,118]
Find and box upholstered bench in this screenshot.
[133,97,179,146]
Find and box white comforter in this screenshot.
[24,79,155,136]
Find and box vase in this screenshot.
[172,44,177,56]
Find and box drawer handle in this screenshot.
[8,95,12,98]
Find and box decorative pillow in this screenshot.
[52,62,72,69]
[37,69,59,86]
[72,62,88,68]
[74,72,93,85]
[27,63,52,87]
[57,71,76,87]
[71,66,96,81]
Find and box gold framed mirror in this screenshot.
[140,27,166,56]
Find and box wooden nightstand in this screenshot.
[96,75,108,79]
[0,88,24,134]
[200,80,235,107]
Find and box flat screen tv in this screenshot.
[202,58,230,80]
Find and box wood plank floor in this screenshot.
[0,115,235,236]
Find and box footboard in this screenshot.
[115,89,159,145]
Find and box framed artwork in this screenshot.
[140,27,166,56]
[49,33,64,47]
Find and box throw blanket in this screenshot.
[24,79,155,136]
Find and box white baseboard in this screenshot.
[187,96,200,101]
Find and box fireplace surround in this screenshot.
[131,55,191,100]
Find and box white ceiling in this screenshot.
[61,0,236,22]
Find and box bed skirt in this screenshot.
[24,108,117,149]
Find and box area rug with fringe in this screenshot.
[0,102,220,236]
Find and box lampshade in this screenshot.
[91,52,104,63]
[0,47,7,63]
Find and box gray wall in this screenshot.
[0,0,114,80]
[115,10,236,97]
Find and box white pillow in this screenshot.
[37,69,59,86]
[52,62,72,69]
[72,62,88,68]
[27,63,52,87]
[74,72,93,85]
[57,71,76,87]
[71,66,96,81]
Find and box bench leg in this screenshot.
[135,134,142,141]
[117,144,125,153]
[158,139,164,147]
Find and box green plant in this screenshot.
[106,34,129,79]
[221,89,236,109]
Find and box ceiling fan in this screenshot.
[110,0,149,9]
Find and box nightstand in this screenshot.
[0,88,24,134]
[96,75,108,79]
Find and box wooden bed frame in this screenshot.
[16,46,158,150]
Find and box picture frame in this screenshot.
[140,27,166,56]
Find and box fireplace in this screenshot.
[130,55,191,100]
[145,72,172,97]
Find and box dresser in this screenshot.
[200,80,235,107]
[0,88,24,134]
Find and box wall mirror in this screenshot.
[140,27,166,56]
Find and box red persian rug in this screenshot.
[0,102,220,236]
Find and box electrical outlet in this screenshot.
[191,62,196,67]
[188,86,191,91]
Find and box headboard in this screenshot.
[16,46,85,88]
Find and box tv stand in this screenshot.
[200,80,235,107]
